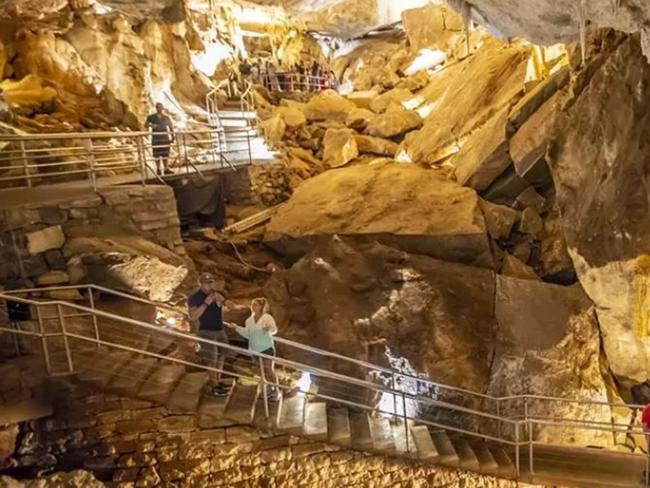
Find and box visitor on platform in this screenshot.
[311,61,321,91]
[188,272,232,396]
[145,102,174,175]
[239,58,252,80]
[226,297,281,401]
[251,60,260,82]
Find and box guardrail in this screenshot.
[258,72,338,93]
[0,127,256,190]
[0,283,648,484]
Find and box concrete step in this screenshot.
[349,412,373,451]
[471,442,499,476]
[392,419,415,455]
[369,415,395,451]
[431,430,459,467]
[76,350,132,387]
[219,119,249,128]
[253,396,281,431]
[137,363,185,404]
[452,437,480,472]
[410,425,439,461]
[167,371,209,413]
[109,357,157,397]
[224,381,259,424]
[197,395,229,428]
[277,394,305,433]
[327,407,351,446]
[0,396,53,424]
[217,110,256,119]
[490,446,518,478]
[304,402,328,441]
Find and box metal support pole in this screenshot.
[136,136,146,185]
[528,420,534,476]
[84,137,97,190]
[523,397,529,439]
[515,422,520,476]
[259,356,270,423]
[87,289,100,348]
[19,140,31,188]
[56,304,74,374]
[496,398,501,438]
[402,392,409,453]
[247,128,252,165]
[35,306,51,374]
[391,372,397,417]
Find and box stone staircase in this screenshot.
[68,345,519,482]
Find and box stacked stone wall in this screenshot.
[0,186,184,286]
[10,385,522,488]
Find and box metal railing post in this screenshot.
[247,127,252,164]
[87,289,100,348]
[136,135,147,185]
[35,306,52,374]
[402,392,409,453]
[259,355,270,423]
[56,303,74,374]
[496,398,501,438]
[391,372,397,416]
[528,419,534,476]
[515,422,520,476]
[19,140,31,188]
[83,137,97,190]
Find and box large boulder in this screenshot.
[322,128,359,168]
[303,90,357,123]
[366,110,422,138]
[265,237,496,393]
[548,36,650,386]
[486,277,616,447]
[404,41,529,165]
[369,88,413,114]
[354,134,399,157]
[265,162,493,268]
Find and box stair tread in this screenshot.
[224,382,259,424]
[369,416,395,451]
[75,350,131,385]
[304,402,328,440]
[327,407,351,445]
[138,364,185,403]
[471,442,499,474]
[410,425,439,460]
[431,430,459,467]
[277,394,305,432]
[452,438,480,471]
[109,357,158,396]
[167,371,209,413]
[349,412,373,450]
[489,446,518,478]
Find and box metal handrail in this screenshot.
[0,127,259,189]
[0,285,644,413]
[257,72,338,93]
[1,289,650,482]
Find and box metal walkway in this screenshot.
[0,284,648,486]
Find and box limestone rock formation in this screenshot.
[265,161,493,268]
[365,109,422,138]
[265,237,496,392]
[322,128,359,168]
[548,36,650,385]
[487,277,615,446]
[403,41,529,165]
[0,470,105,487]
[303,90,356,123]
[354,134,399,157]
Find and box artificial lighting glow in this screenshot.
[237,7,274,25]
[165,317,177,328]
[404,49,446,76]
[288,29,298,39]
[191,42,231,77]
[94,3,113,15]
[296,371,312,396]
[395,149,412,163]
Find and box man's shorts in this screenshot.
[198,329,229,365]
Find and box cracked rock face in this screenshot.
[549,35,650,386]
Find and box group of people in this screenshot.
[238,58,337,93]
[188,272,281,400]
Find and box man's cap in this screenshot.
[199,272,216,283]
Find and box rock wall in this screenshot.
[548,34,650,387]
[8,381,527,488]
[0,185,188,300]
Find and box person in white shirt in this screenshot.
[226,297,281,401]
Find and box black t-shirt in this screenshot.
[188,290,224,331]
[146,113,173,141]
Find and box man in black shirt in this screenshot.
[188,272,232,396]
[145,103,174,176]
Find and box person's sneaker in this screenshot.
[211,384,231,397]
